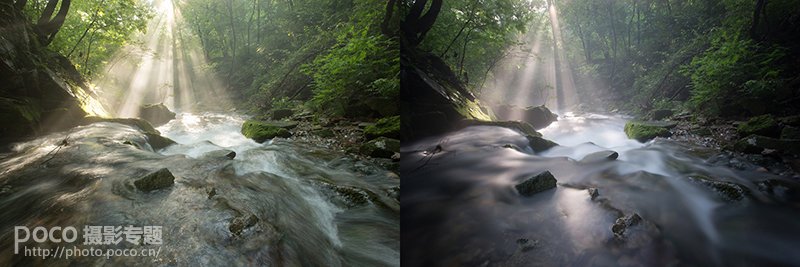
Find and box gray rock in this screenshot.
[360,137,400,159]
[580,150,619,163]
[588,188,599,200]
[515,171,557,196]
[612,213,642,237]
[139,103,176,127]
[134,168,175,192]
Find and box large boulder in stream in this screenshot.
[138,103,176,127]
[493,104,558,129]
[462,120,558,152]
[515,171,557,196]
[134,168,175,192]
[624,121,677,142]
[241,120,296,142]
[401,46,493,141]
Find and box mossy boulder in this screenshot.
[515,171,557,196]
[624,121,676,142]
[138,103,176,127]
[737,114,779,137]
[365,116,400,140]
[241,120,295,143]
[134,168,175,192]
[360,137,400,158]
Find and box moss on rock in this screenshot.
[737,114,779,137]
[365,115,400,140]
[241,120,293,143]
[624,121,676,142]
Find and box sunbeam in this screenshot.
[95,0,230,118]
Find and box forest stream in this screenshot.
[0,113,400,266]
[401,112,800,266]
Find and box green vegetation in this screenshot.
[737,114,779,137]
[241,120,293,143]
[22,0,153,77]
[624,121,675,142]
[364,116,400,139]
[180,0,399,118]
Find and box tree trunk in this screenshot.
[750,0,767,40]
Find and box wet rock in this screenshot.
[651,109,674,120]
[781,126,800,140]
[612,213,642,237]
[203,149,237,160]
[138,103,176,127]
[733,135,800,155]
[360,137,400,159]
[134,168,175,192]
[756,179,800,202]
[207,187,217,199]
[462,120,541,137]
[144,133,176,150]
[83,116,160,135]
[737,114,779,137]
[229,213,258,236]
[271,109,294,120]
[588,188,599,200]
[580,150,619,163]
[364,115,400,140]
[624,121,676,142]
[391,152,400,162]
[493,104,558,129]
[515,171,557,196]
[688,175,749,202]
[516,238,539,252]
[527,136,558,153]
[241,120,294,142]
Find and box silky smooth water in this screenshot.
[401,113,800,266]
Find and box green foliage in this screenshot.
[303,25,399,115]
[23,0,153,77]
[419,0,537,90]
[364,115,400,140]
[682,32,785,115]
[180,0,397,118]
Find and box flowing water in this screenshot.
[0,113,399,266]
[401,112,800,266]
